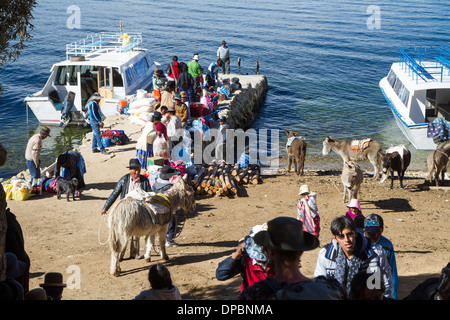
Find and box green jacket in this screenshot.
[187,60,203,78]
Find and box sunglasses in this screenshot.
[336,231,355,240]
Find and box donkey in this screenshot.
[322,136,382,180]
[427,140,450,186]
[379,145,411,189]
[285,130,307,175]
[341,160,363,203]
[108,176,196,276]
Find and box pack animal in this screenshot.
[426,140,450,186]
[285,130,307,175]
[341,161,363,203]
[322,136,382,180]
[56,178,79,201]
[107,176,196,276]
[379,145,411,189]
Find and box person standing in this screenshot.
[166,56,180,86]
[100,158,152,259]
[135,119,158,169]
[177,62,194,102]
[174,95,188,127]
[364,214,399,300]
[217,40,230,74]
[314,215,393,299]
[87,93,108,155]
[152,68,168,102]
[207,59,223,86]
[25,126,51,181]
[187,53,203,101]
[297,184,320,238]
[215,116,229,161]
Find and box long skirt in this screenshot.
[136,144,153,169]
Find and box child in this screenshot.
[133,264,181,300]
[297,184,320,238]
[346,198,363,219]
[364,214,399,300]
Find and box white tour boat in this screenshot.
[24,32,159,125]
[379,45,450,150]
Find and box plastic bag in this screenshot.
[153,135,170,159]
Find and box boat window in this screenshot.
[398,85,409,106]
[387,70,397,87]
[68,66,78,85]
[54,66,67,85]
[112,67,123,87]
[133,57,150,79]
[125,67,136,87]
[99,68,111,89]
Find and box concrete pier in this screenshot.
[215,74,268,129]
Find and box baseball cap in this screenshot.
[364,214,383,233]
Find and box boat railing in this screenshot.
[66,32,143,60]
[399,45,450,83]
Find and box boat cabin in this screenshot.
[25,32,157,125]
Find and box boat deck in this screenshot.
[398,45,450,88]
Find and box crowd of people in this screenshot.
[3,40,448,301]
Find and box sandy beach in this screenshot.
[5,112,450,300]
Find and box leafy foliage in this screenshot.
[0,0,37,67]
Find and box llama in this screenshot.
[108,176,196,276]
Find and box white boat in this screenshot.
[24,32,159,125]
[379,45,450,150]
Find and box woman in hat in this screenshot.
[297,184,320,238]
[345,198,363,220]
[152,68,168,102]
[239,217,344,300]
[135,117,158,169]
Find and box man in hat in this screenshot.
[87,93,108,155]
[179,91,191,121]
[314,215,393,299]
[174,95,188,127]
[39,272,67,300]
[217,40,230,74]
[101,158,152,259]
[239,217,344,300]
[215,116,229,161]
[25,126,51,182]
[187,53,203,100]
[364,214,399,299]
[152,165,178,247]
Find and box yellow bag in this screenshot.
[3,181,33,201]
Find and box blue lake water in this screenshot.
[1,0,449,178]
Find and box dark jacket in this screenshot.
[103,174,151,212]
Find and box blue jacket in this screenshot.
[374,235,399,299]
[88,100,102,124]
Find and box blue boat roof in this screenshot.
[400,45,450,83]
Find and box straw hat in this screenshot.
[298,184,310,195]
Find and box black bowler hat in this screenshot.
[127,158,141,169]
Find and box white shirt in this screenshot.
[166,115,182,137]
